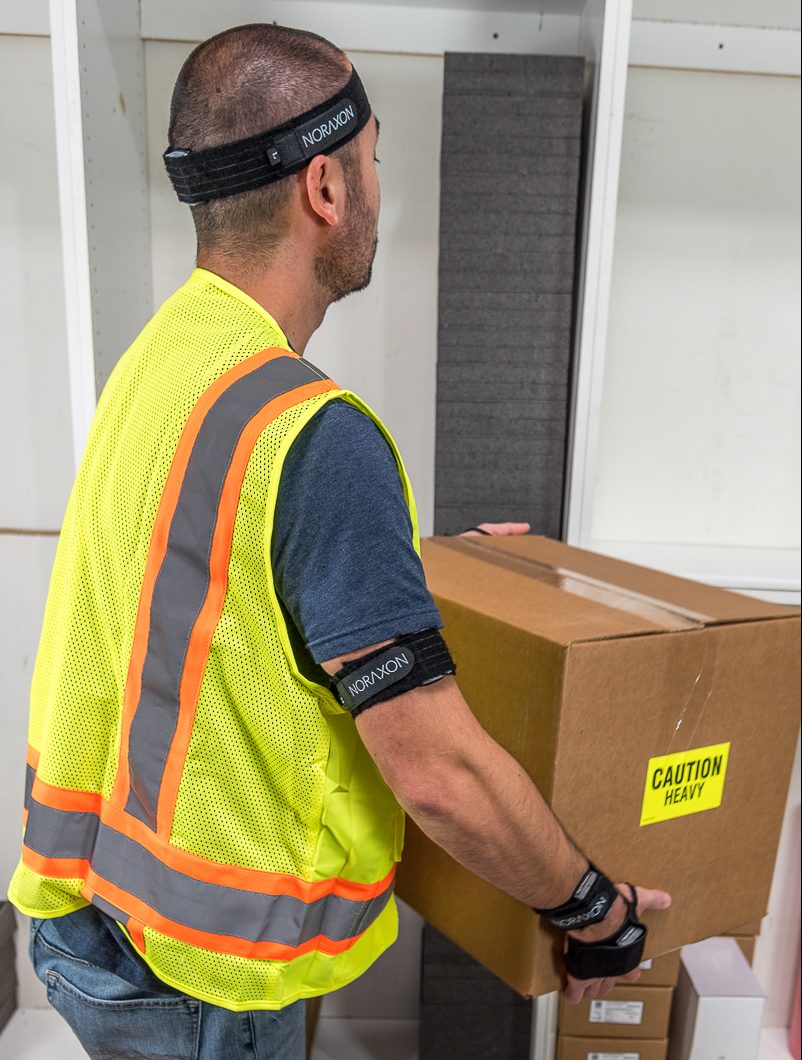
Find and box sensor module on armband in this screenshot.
[164,67,372,205]
[332,629,456,718]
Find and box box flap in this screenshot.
[422,537,798,647]
[480,536,799,623]
[423,538,706,647]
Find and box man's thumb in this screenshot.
[635,887,672,915]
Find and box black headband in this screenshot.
[164,66,372,205]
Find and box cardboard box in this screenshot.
[558,1036,668,1060]
[395,536,800,997]
[635,950,680,987]
[668,937,764,1060]
[723,920,762,937]
[559,985,673,1040]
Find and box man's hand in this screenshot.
[460,522,530,537]
[561,884,672,1004]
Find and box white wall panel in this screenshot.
[632,0,801,31]
[592,68,801,556]
[142,1,583,57]
[0,37,73,532]
[0,532,58,884]
[308,51,442,537]
[0,533,58,1008]
[145,43,442,535]
[143,40,198,306]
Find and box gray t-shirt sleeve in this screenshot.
[271,398,442,665]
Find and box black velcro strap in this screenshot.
[332,629,455,718]
[565,885,647,980]
[534,863,619,931]
[164,66,372,205]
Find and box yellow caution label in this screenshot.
[640,742,730,826]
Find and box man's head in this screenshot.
[168,23,380,299]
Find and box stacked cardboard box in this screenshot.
[557,951,679,1060]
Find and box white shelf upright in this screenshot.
[49,0,152,469]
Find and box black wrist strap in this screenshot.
[565,884,647,980]
[534,863,618,931]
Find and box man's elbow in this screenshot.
[382,754,470,824]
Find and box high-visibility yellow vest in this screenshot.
[8,268,418,1011]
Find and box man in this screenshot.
[8,23,670,1060]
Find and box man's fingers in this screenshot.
[562,977,584,1005]
[469,522,531,537]
[562,962,644,1005]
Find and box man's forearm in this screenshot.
[352,674,628,939]
[396,720,588,911]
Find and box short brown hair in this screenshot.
[169,23,359,270]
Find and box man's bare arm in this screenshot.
[321,652,627,932]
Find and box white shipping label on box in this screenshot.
[589,999,644,1024]
[589,1053,640,1060]
[639,959,653,970]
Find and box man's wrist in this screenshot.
[564,884,647,980]
[534,861,619,932]
[566,892,627,942]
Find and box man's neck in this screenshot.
[196,252,327,355]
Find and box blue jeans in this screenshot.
[30,907,306,1060]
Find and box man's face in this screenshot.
[314,116,381,303]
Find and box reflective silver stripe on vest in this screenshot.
[91,893,131,924]
[25,799,99,860]
[126,354,325,830]
[24,796,392,947]
[24,763,35,811]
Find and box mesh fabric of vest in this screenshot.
[8,269,417,1009]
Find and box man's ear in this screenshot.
[304,154,344,227]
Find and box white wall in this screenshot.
[592,66,801,555]
[0,33,72,1011]
[0,36,73,531]
[592,63,801,1028]
[632,0,802,30]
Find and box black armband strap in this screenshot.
[534,863,619,931]
[565,884,647,980]
[332,629,455,718]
